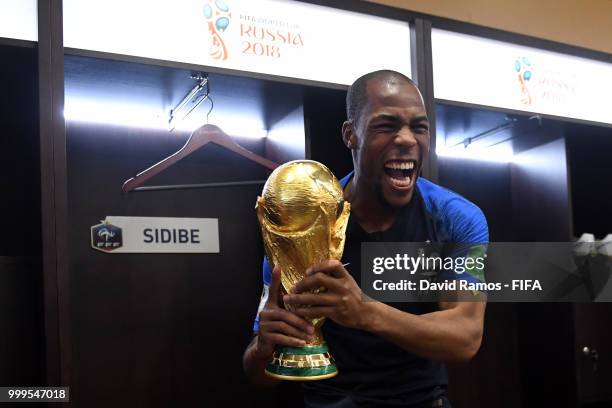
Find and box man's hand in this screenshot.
[243,266,315,387]
[283,260,370,330]
[252,266,315,359]
[283,259,486,363]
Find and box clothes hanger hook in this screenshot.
[205,76,214,124]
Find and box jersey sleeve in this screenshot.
[252,256,272,333]
[438,198,489,284]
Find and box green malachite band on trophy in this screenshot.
[276,345,329,355]
[265,364,338,380]
[264,342,338,381]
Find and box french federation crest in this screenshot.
[91,221,123,253]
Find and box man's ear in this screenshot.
[342,120,357,150]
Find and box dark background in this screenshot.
[0,44,45,402]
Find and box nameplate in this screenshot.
[90,216,220,253]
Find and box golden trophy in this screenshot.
[255,160,350,381]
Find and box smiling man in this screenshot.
[243,70,488,408]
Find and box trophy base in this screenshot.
[264,344,338,381]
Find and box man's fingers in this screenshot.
[293,272,345,294]
[259,320,314,342]
[259,308,315,334]
[267,266,282,306]
[260,333,307,348]
[284,293,337,307]
[294,306,335,319]
[306,259,348,278]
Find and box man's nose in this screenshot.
[394,126,418,148]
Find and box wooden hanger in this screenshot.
[122,124,278,193]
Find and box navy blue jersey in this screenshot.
[252,173,488,406]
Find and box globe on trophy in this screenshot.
[255,160,350,380]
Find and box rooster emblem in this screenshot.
[98,227,116,242]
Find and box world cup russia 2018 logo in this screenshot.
[204,0,231,61]
[515,57,533,105]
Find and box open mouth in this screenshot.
[383,160,417,189]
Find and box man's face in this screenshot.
[347,78,430,208]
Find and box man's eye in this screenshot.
[413,124,430,133]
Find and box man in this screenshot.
[243,70,488,407]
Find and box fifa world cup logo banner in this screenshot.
[256,160,350,380]
[515,57,533,106]
[204,0,231,61]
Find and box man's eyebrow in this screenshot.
[412,115,429,123]
[370,113,400,122]
[369,113,430,123]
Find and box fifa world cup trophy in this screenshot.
[255,160,350,380]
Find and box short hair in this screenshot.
[346,70,416,124]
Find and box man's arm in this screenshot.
[242,266,315,387]
[243,336,279,388]
[284,260,485,362]
[359,296,485,362]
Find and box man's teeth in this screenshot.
[390,175,411,187]
[385,161,414,170]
